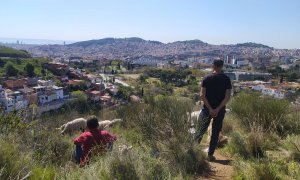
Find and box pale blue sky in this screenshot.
[1,0,300,48]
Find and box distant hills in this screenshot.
[235,42,272,49]
[69,37,163,48]
[0,46,31,58]
[4,38,300,59]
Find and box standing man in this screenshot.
[195,59,232,161]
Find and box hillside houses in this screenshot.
[42,62,69,76]
[261,88,285,99]
[0,86,28,112]
[34,85,64,104]
[225,71,272,81]
[235,81,300,100]
[0,79,65,112]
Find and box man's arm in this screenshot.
[215,89,231,113]
[74,134,86,146]
[106,132,117,142]
[200,87,214,115]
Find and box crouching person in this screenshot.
[74,116,117,166]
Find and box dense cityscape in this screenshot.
[1,0,300,179]
[1,37,300,115]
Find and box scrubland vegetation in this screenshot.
[0,95,209,179]
[222,92,300,179]
[0,66,299,179]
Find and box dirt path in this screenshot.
[206,151,233,180]
[198,149,234,180]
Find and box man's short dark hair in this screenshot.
[86,116,99,129]
[213,59,224,67]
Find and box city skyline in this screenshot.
[1,0,300,49]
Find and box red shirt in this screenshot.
[74,129,116,165]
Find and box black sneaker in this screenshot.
[207,155,216,162]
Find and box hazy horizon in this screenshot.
[0,36,297,50]
[1,0,300,49]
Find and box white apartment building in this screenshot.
[262,88,285,99]
[252,84,265,91]
[0,85,28,112]
[33,85,64,104]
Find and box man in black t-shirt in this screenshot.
[194,59,232,161]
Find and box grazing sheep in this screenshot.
[99,119,122,129]
[59,118,122,134]
[189,110,228,146]
[188,110,201,134]
[59,118,87,134]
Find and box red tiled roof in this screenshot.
[90,91,101,95]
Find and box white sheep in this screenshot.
[99,119,122,129]
[59,118,87,134]
[58,118,122,134]
[189,110,228,145]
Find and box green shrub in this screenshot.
[225,132,249,159]
[246,122,265,158]
[29,166,56,180]
[122,128,144,145]
[283,108,300,135]
[67,91,90,113]
[226,128,281,159]
[126,96,209,176]
[282,135,300,162]
[116,103,145,128]
[252,161,280,180]
[222,115,235,135]
[176,148,209,176]
[5,62,19,76]
[0,138,31,180]
[110,157,138,180]
[33,130,73,166]
[0,110,33,134]
[287,161,300,179]
[142,157,170,180]
[231,92,289,136]
[233,160,281,180]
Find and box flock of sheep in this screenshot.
[57,118,122,134]
[58,110,227,146]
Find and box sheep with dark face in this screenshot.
[58,118,122,134]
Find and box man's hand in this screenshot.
[209,108,217,117]
[210,108,221,118]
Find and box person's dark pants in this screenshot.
[107,142,114,151]
[75,145,83,164]
[75,143,114,164]
[194,108,226,156]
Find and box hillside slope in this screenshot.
[0,46,31,58]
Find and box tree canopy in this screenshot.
[24,63,35,77]
[5,62,18,77]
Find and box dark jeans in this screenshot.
[194,107,226,156]
[75,145,83,164]
[74,143,114,164]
